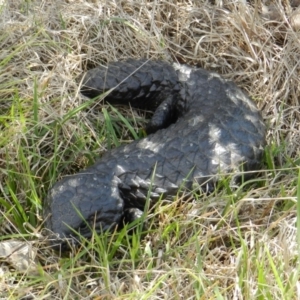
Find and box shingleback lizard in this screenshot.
[43,59,266,248]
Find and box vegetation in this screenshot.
[0,0,300,298]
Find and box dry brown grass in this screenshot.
[1,0,300,299]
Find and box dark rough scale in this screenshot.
[43,59,266,247]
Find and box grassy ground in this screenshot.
[1,0,300,299]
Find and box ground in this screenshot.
[0,0,300,299]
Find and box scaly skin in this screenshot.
[43,59,266,247]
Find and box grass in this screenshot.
[1,0,300,298]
